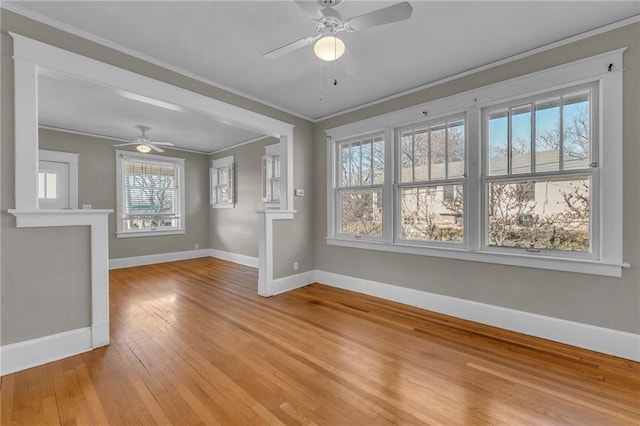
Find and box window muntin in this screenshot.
[211,156,234,208]
[397,116,466,243]
[336,134,384,238]
[116,151,185,235]
[483,83,596,254]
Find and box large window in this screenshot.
[336,134,385,238]
[116,151,186,237]
[210,155,234,208]
[398,116,465,244]
[326,50,624,276]
[484,84,596,254]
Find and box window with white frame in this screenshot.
[262,144,281,207]
[398,116,465,243]
[483,83,597,255]
[336,134,385,238]
[116,150,186,237]
[210,155,234,208]
[326,50,625,276]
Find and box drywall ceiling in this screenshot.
[39,72,265,153]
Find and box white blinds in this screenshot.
[122,157,179,220]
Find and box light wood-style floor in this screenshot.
[2,257,639,425]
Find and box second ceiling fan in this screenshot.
[264,0,413,61]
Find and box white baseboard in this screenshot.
[109,249,211,269]
[313,270,640,362]
[1,327,92,376]
[209,249,258,268]
[268,271,313,296]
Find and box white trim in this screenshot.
[209,249,259,268]
[116,229,186,238]
[312,270,640,362]
[0,327,92,376]
[208,135,273,155]
[38,149,79,209]
[210,155,235,208]
[109,249,210,270]
[268,272,313,296]
[9,209,112,348]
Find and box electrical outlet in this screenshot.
[295,189,305,197]
[293,262,299,271]
[194,244,199,250]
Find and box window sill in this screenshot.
[211,203,234,209]
[116,229,186,238]
[325,237,628,277]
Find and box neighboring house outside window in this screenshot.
[210,155,234,208]
[326,51,624,276]
[262,143,281,208]
[116,150,186,237]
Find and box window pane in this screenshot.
[362,141,372,185]
[38,172,46,199]
[273,155,281,179]
[340,144,350,187]
[400,132,413,183]
[400,185,464,242]
[488,177,590,252]
[535,98,561,172]
[46,172,57,199]
[447,121,465,178]
[488,111,508,175]
[414,129,429,182]
[373,137,385,185]
[218,168,228,186]
[340,188,383,237]
[350,143,361,187]
[430,125,446,180]
[563,93,590,170]
[511,105,531,174]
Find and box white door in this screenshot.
[38,160,70,209]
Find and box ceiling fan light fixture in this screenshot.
[314,35,345,61]
[136,144,152,153]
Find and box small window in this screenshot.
[116,150,186,237]
[38,170,57,199]
[262,144,281,207]
[336,134,385,238]
[211,156,234,208]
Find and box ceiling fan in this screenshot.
[264,0,413,61]
[114,125,175,153]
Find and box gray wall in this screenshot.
[39,129,210,260]
[313,23,640,334]
[1,9,315,346]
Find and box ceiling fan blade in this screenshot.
[294,0,324,20]
[148,144,165,153]
[340,48,358,77]
[264,35,320,59]
[151,142,175,146]
[344,2,413,32]
[113,142,138,147]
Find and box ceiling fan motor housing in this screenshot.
[318,0,343,7]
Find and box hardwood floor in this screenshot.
[2,257,639,425]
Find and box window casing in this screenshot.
[210,155,234,208]
[262,144,281,207]
[326,50,625,276]
[116,150,186,237]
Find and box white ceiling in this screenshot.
[39,72,265,153]
[8,1,640,152]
